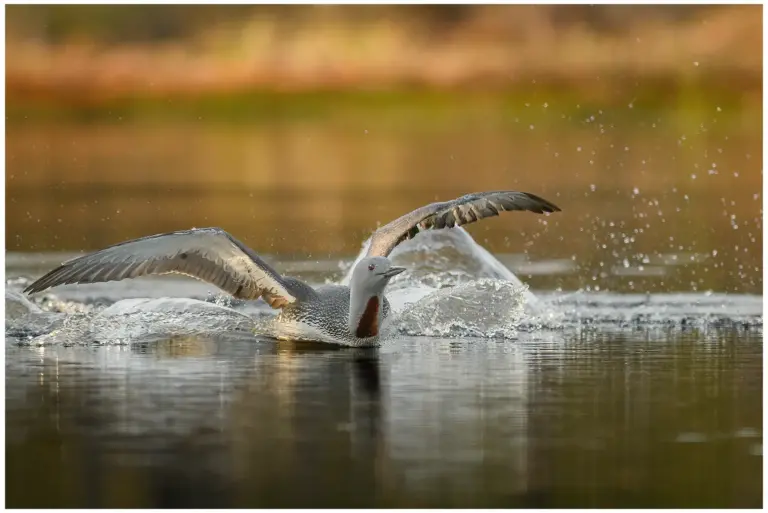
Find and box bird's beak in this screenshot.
[379,266,406,278]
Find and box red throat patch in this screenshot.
[355,297,380,338]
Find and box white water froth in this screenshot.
[391,279,528,339]
[92,298,255,339]
[23,298,256,346]
[6,290,42,320]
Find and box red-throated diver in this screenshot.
[24,191,561,346]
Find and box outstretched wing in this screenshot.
[24,227,313,308]
[366,191,561,257]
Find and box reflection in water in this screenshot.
[523,332,763,508]
[5,330,762,508]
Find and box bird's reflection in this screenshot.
[273,341,384,439]
[223,338,387,507]
[351,350,382,396]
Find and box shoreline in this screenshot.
[7,85,761,125]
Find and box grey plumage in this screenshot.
[276,285,392,346]
[24,190,560,346]
[366,191,560,258]
[23,228,316,308]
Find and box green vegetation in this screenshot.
[7,86,758,136]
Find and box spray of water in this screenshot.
[8,227,761,346]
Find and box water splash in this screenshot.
[341,227,541,309]
[6,290,42,320]
[89,298,256,343]
[6,290,68,341]
[527,291,762,332]
[338,228,542,339]
[21,298,257,346]
[391,279,528,339]
[22,313,92,346]
[6,226,762,346]
[35,292,98,315]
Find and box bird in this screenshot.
[24,190,561,346]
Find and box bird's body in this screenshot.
[274,285,393,346]
[24,191,560,346]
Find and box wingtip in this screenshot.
[522,191,561,214]
[22,283,43,295]
[547,203,562,213]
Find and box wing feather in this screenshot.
[24,227,313,308]
[366,191,561,257]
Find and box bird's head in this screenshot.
[350,256,405,296]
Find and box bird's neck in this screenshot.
[349,290,382,339]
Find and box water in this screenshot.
[5,103,763,507]
[5,230,762,507]
[4,325,763,507]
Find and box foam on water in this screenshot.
[14,297,256,346]
[535,291,763,330]
[92,298,256,342]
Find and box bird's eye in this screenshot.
[368,264,375,271]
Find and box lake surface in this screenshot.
[5,99,763,507]
[5,326,763,508]
[6,249,763,508]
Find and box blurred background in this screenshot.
[6,4,762,294]
[5,6,763,509]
